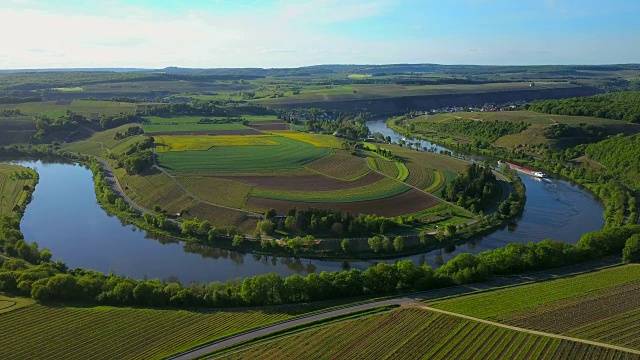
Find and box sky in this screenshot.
[1,0,639,69]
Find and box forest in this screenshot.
[523,91,640,123]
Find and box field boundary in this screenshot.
[150,144,263,219]
[419,305,640,355]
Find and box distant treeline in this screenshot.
[0,96,42,104]
[523,91,640,123]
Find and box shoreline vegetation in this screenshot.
[0,141,638,310]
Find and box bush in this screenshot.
[622,234,640,263]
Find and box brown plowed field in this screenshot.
[218,172,384,191]
[148,129,263,136]
[246,188,441,216]
[247,122,290,131]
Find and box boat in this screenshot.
[498,160,547,178]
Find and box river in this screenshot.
[10,122,604,283]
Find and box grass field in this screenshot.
[0,294,34,314]
[0,302,332,360]
[0,164,38,216]
[304,151,371,181]
[174,176,253,209]
[251,177,410,203]
[367,156,409,181]
[220,307,633,360]
[155,135,278,152]
[0,100,137,117]
[420,110,638,125]
[157,136,332,174]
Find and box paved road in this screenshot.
[169,257,620,360]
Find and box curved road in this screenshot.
[169,257,620,360]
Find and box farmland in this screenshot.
[142,123,250,134]
[432,265,640,349]
[174,176,253,209]
[220,307,636,360]
[0,100,137,118]
[156,136,333,174]
[154,135,279,152]
[251,177,411,203]
[0,164,38,216]
[305,151,371,180]
[0,301,333,360]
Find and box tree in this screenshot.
[381,236,391,251]
[341,238,351,253]
[232,235,244,247]
[284,216,298,231]
[393,236,404,252]
[255,220,275,235]
[368,236,382,253]
[419,230,428,244]
[622,234,640,263]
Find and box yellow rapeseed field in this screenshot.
[154,135,279,152]
[270,131,342,148]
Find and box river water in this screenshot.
[10,122,604,283]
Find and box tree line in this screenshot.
[523,91,640,123]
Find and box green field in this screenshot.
[253,82,576,105]
[432,265,640,319]
[251,177,410,203]
[0,302,330,360]
[64,124,142,156]
[432,265,640,350]
[0,100,137,118]
[220,307,633,360]
[0,164,38,216]
[142,123,250,133]
[157,136,332,174]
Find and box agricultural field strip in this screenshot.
[569,308,640,349]
[151,165,262,217]
[419,305,640,355]
[154,135,278,152]
[0,305,296,360]
[250,177,410,203]
[431,265,640,319]
[304,151,372,181]
[156,136,332,173]
[167,257,623,359]
[363,154,467,214]
[217,307,637,360]
[503,280,640,334]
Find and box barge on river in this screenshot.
[498,160,548,178]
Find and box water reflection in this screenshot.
[9,120,606,285]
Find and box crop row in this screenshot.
[404,162,436,190]
[157,136,332,174]
[117,167,198,214]
[369,157,399,178]
[571,308,640,350]
[431,265,640,320]
[175,175,253,209]
[271,131,343,148]
[222,308,632,360]
[305,151,371,181]
[154,135,277,152]
[0,305,297,360]
[251,177,411,203]
[188,202,248,228]
[507,280,640,334]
